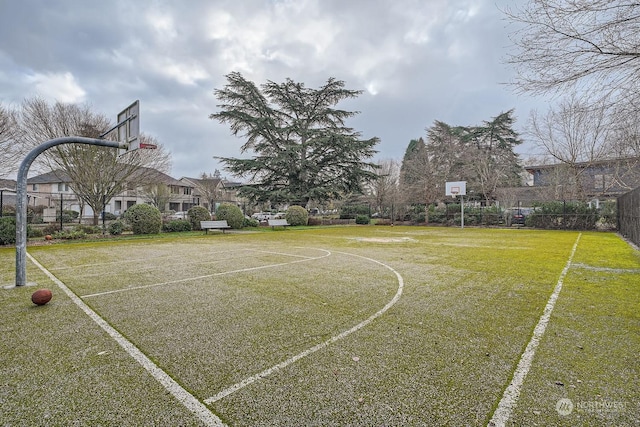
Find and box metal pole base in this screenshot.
[3,282,38,290]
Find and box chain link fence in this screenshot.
[617,187,640,247]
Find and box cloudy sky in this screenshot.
[0,0,547,179]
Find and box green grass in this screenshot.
[1,227,638,426]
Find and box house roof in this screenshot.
[26,167,187,187]
[133,167,185,186]
[525,156,640,172]
[0,178,17,191]
[27,170,72,184]
[181,176,222,186]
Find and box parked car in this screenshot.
[251,212,273,221]
[166,211,187,220]
[508,207,535,225]
[512,211,525,225]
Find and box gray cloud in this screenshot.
[0,0,545,178]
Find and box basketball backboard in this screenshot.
[116,100,140,150]
[445,181,467,197]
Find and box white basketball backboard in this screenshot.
[445,181,467,197]
[116,100,140,150]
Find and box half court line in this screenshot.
[205,250,404,405]
[487,233,582,427]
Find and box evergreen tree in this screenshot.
[211,72,379,206]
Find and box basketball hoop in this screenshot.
[450,186,460,199]
[445,181,467,229]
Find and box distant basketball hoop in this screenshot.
[445,181,466,197]
[445,181,467,229]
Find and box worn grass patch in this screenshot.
[1,227,637,426]
[508,232,640,427]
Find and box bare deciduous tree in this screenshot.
[527,94,612,199]
[504,0,640,105]
[16,97,172,224]
[399,138,441,222]
[506,1,640,191]
[369,159,400,217]
[0,103,21,177]
[196,172,224,213]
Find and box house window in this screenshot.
[594,174,614,190]
[184,187,192,195]
[57,183,70,192]
[32,184,38,191]
[171,186,180,194]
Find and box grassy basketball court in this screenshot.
[1,226,638,426]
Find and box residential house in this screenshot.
[0,178,17,215]
[525,157,640,201]
[26,168,198,220]
[180,176,243,213]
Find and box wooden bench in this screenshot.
[267,219,290,229]
[200,220,231,234]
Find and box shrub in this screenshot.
[339,205,370,219]
[75,225,100,234]
[0,220,38,242]
[57,210,80,223]
[355,214,370,225]
[427,206,446,224]
[163,219,192,232]
[42,223,61,235]
[123,204,162,234]
[101,212,118,221]
[108,220,124,235]
[0,217,16,245]
[243,217,259,228]
[1,205,16,216]
[53,229,86,240]
[598,201,617,229]
[29,227,44,238]
[286,206,308,226]
[187,206,211,230]
[527,201,599,230]
[374,218,393,226]
[215,203,244,229]
[307,217,322,226]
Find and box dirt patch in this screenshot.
[351,237,418,243]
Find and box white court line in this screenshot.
[82,249,331,298]
[251,249,319,259]
[26,252,227,427]
[487,233,582,427]
[204,250,404,405]
[49,248,254,271]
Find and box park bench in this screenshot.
[200,220,231,234]
[267,218,290,229]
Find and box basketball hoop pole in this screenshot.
[12,137,128,288]
[452,193,464,229]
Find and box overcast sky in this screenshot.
[0,0,548,179]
